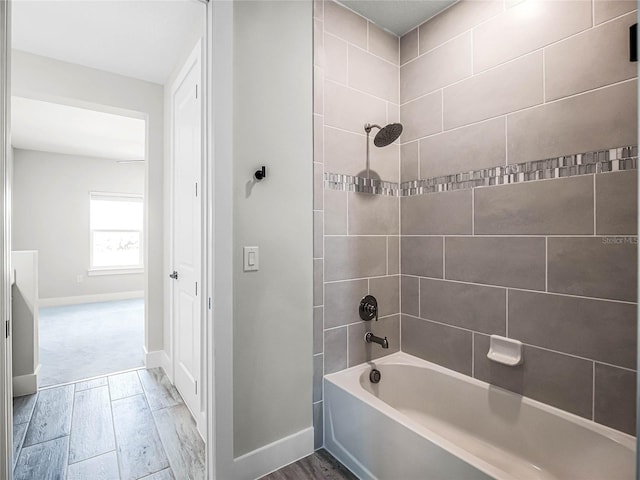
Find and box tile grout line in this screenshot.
[545,237,548,292]
[471,332,475,378]
[505,289,509,337]
[592,361,596,420]
[593,173,597,235]
[442,237,446,278]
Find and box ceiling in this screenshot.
[12,97,146,161]
[339,0,457,36]
[11,0,204,85]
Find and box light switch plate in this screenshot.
[243,246,259,272]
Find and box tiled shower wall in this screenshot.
[399,0,638,436]
[312,0,401,448]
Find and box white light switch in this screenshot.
[243,246,259,272]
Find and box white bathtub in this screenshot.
[324,352,636,480]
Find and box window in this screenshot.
[90,193,143,272]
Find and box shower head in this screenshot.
[364,123,403,147]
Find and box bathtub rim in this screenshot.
[324,351,635,480]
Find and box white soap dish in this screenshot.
[487,335,523,366]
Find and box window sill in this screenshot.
[87,267,145,276]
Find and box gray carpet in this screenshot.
[38,299,144,387]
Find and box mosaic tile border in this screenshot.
[324,146,638,197]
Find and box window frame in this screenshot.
[88,192,144,275]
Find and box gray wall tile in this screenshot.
[401,33,472,103]
[324,189,347,235]
[314,0,323,20]
[418,0,503,55]
[370,275,400,317]
[324,126,364,176]
[474,175,594,235]
[474,334,593,419]
[313,114,323,163]
[313,211,323,258]
[324,327,347,374]
[445,236,546,290]
[508,290,637,369]
[348,45,399,103]
[548,237,637,302]
[325,236,387,281]
[444,52,543,129]
[313,307,323,354]
[324,0,367,48]
[508,80,638,164]
[400,91,442,142]
[401,141,418,182]
[401,276,419,317]
[314,66,323,115]
[594,0,637,25]
[420,278,506,335]
[314,19,324,68]
[369,141,400,183]
[402,315,472,375]
[324,279,368,328]
[596,170,638,235]
[419,117,505,178]
[313,401,323,450]
[401,190,472,235]
[546,13,637,101]
[325,80,387,135]
[387,236,399,275]
[348,315,400,366]
[313,354,323,402]
[473,1,592,72]
[401,236,443,278]
[368,22,399,65]
[313,259,323,306]
[348,193,399,235]
[400,28,418,65]
[594,363,636,435]
[313,162,323,210]
[324,33,348,84]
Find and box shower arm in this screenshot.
[364,123,381,179]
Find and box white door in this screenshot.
[171,44,202,420]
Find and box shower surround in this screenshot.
[313,0,638,449]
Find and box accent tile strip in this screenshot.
[324,146,638,197]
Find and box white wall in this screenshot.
[12,149,144,299]
[232,0,313,460]
[11,50,165,352]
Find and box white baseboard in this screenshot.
[39,291,144,308]
[233,427,314,480]
[13,365,39,396]
[144,347,171,373]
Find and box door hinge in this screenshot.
[195,182,198,197]
[5,320,9,338]
[195,282,198,296]
[195,380,198,395]
[208,297,212,310]
[196,84,198,99]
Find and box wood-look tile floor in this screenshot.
[12,368,205,480]
[261,449,357,480]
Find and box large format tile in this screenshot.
[368,22,398,65]
[138,369,183,412]
[314,211,323,258]
[596,170,638,235]
[369,141,400,183]
[474,335,593,419]
[324,0,367,48]
[474,176,594,235]
[400,91,442,142]
[545,13,637,101]
[14,436,69,480]
[314,19,323,68]
[348,315,400,366]
[401,315,472,375]
[75,377,108,392]
[348,45,398,103]
[594,0,637,25]
[69,386,116,464]
[13,422,27,471]
[325,236,387,281]
[443,52,543,129]
[313,307,323,354]
[324,327,348,374]
[401,190,472,235]
[314,259,324,306]
[325,279,368,328]
[547,237,637,302]
[401,141,418,182]
[401,276,419,317]
[112,394,170,480]
[401,33,471,103]
[68,451,120,480]
[313,113,323,162]
[261,449,357,480]
[325,80,387,135]
[109,370,144,401]
[507,80,638,164]
[314,66,323,115]
[153,404,206,480]
[313,402,323,451]
[140,469,175,480]
[401,236,443,278]
[594,363,636,435]
[420,278,506,335]
[508,290,637,369]
[473,0,592,72]
[418,0,503,55]
[13,393,37,425]
[369,276,400,317]
[314,162,324,210]
[23,385,74,447]
[313,354,323,403]
[324,33,347,84]
[419,117,505,178]
[387,236,399,275]
[445,236,546,290]
[324,189,348,235]
[348,193,399,235]
[400,28,418,65]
